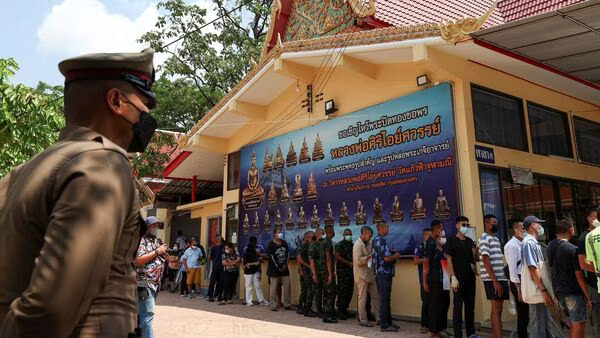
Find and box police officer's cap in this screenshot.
[58,48,156,108]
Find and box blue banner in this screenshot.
[238,83,459,256]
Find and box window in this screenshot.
[573,117,600,165]
[527,103,572,158]
[472,85,527,151]
[227,151,240,190]
[479,168,507,243]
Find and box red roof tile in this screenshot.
[372,0,505,28]
[497,0,586,22]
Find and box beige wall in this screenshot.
[207,45,600,324]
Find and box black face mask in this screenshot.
[491,223,499,233]
[128,111,157,153]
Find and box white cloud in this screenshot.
[36,0,159,57]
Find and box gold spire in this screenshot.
[347,0,376,17]
[439,1,497,44]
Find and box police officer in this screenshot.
[309,228,325,318]
[320,225,338,323]
[296,231,314,315]
[335,228,355,320]
[0,48,157,337]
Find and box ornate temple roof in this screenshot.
[373,0,505,28]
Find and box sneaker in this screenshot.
[197,294,205,299]
[359,322,373,327]
[380,327,398,332]
[259,300,270,306]
[226,300,233,304]
[187,294,193,299]
[218,300,226,305]
[420,327,429,334]
[180,293,185,297]
[296,308,304,315]
[208,297,214,302]
[391,324,399,330]
[247,303,255,307]
[271,307,278,312]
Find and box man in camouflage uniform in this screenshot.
[335,228,355,320]
[320,225,338,323]
[309,228,324,318]
[296,231,314,316]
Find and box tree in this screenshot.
[139,0,272,115]
[0,59,65,177]
[131,131,178,178]
[150,75,208,132]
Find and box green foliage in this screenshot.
[132,131,177,178]
[139,0,271,114]
[151,75,208,132]
[0,59,65,177]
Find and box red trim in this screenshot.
[191,175,197,202]
[163,150,191,179]
[266,0,293,53]
[473,39,600,91]
[65,68,151,82]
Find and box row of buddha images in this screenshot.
[241,190,453,233]
[262,134,325,171]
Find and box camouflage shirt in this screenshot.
[308,240,322,272]
[335,239,353,274]
[297,242,310,271]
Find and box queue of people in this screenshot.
[134,208,600,338]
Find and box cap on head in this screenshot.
[523,215,545,229]
[58,48,156,108]
[146,216,159,226]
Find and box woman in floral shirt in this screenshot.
[219,242,240,305]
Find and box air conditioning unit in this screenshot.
[226,204,239,219]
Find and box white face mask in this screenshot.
[593,219,600,228]
[440,230,446,238]
[439,237,447,245]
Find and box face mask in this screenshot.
[225,249,231,254]
[277,233,284,240]
[149,227,158,236]
[593,219,600,228]
[440,230,446,238]
[322,234,327,239]
[491,224,499,233]
[460,226,469,235]
[536,224,545,237]
[439,237,447,245]
[173,246,178,250]
[344,235,352,241]
[128,112,157,153]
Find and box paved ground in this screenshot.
[154,292,477,338]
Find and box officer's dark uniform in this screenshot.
[335,238,354,317]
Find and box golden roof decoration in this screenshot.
[347,0,376,17]
[260,0,283,61]
[439,1,496,44]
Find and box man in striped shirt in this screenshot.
[479,214,508,338]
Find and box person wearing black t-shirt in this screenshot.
[424,220,450,338]
[267,228,291,311]
[577,207,600,338]
[446,216,477,338]
[207,236,224,302]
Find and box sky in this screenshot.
[0,0,216,87]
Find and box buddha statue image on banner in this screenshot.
[274,209,283,230]
[325,203,334,226]
[310,204,320,228]
[373,198,383,223]
[274,144,284,169]
[306,171,318,201]
[285,207,295,230]
[298,206,307,229]
[299,137,311,164]
[262,145,272,173]
[390,195,404,222]
[286,141,297,167]
[434,189,451,220]
[411,193,427,220]
[292,173,304,202]
[280,177,290,204]
[241,151,264,209]
[268,181,278,206]
[263,209,271,231]
[242,213,250,233]
[312,133,324,161]
[355,200,367,225]
[253,212,260,232]
[339,202,350,227]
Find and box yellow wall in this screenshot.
[208,44,600,324]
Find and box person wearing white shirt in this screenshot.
[503,220,528,338]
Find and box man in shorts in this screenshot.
[548,219,591,338]
[182,236,204,299]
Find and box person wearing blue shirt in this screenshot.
[372,222,401,332]
[414,228,432,334]
[182,236,204,300]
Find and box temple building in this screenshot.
[166,0,600,328]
